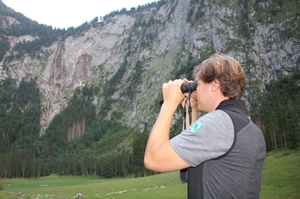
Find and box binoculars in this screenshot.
[180,81,197,93]
[159,80,197,105]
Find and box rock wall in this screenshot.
[1,0,299,132]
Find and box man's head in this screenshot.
[193,54,245,100]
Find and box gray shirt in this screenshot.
[170,110,235,167]
[170,100,266,199]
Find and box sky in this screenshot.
[3,0,156,29]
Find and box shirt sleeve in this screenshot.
[170,110,235,167]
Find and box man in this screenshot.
[144,54,266,198]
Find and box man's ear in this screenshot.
[211,79,221,92]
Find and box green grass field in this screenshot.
[0,149,299,199]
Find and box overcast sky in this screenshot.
[3,0,156,29]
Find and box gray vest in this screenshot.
[183,100,266,199]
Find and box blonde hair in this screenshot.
[193,54,245,99]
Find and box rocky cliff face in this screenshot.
[1,0,299,133]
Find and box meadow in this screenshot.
[0,149,299,199]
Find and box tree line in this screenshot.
[257,71,300,151]
[0,79,152,178]
[0,0,170,62]
[0,70,299,179]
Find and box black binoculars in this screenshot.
[180,81,197,93]
[159,80,197,105]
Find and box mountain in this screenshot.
[0,0,299,178]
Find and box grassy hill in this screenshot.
[0,149,299,199]
[260,149,300,199]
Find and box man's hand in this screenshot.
[162,79,185,107]
[144,79,190,172]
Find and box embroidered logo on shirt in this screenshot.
[190,121,203,134]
